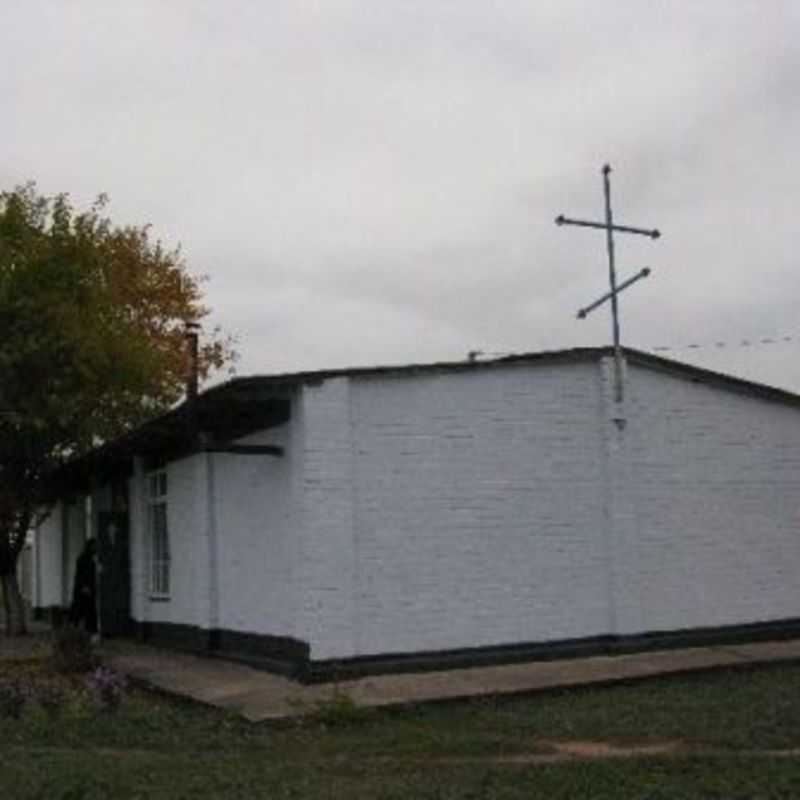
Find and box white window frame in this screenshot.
[147,468,170,599]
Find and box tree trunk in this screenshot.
[1,570,27,636]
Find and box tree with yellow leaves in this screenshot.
[0,184,234,634]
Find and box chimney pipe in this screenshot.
[184,322,200,402]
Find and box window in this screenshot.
[147,469,170,597]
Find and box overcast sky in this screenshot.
[3,1,800,391]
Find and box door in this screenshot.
[97,511,132,637]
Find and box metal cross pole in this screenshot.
[555,164,661,401]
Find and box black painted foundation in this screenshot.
[131,616,800,684]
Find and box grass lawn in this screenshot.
[2,649,800,799]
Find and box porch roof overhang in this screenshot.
[48,377,294,498]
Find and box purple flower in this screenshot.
[85,666,127,711]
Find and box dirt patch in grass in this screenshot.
[545,739,683,758]
[9,738,800,767]
[371,740,800,766]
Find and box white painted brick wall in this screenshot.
[129,425,298,638]
[33,500,86,610]
[215,423,296,637]
[298,357,800,660]
[142,454,207,628]
[105,351,800,663]
[34,504,63,608]
[293,378,358,658]
[614,362,800,633]
[298,363,611,659]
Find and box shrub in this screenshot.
[36,684,67,719]
[51,626,94,674]
[309,688,370,727]
[86,666,127,712]
[0,680,30,720]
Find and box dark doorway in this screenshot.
[97,511,132,637]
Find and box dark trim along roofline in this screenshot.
[196,344,800,410]
[47,345,800,495]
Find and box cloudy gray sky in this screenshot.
[3,1,800,390]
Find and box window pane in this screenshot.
[147,476,170,595]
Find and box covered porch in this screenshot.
[33,375,296,642]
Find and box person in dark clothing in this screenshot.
[69,538,98,634]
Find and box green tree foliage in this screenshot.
[0,184,234,633]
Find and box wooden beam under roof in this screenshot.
[203,443,284,457]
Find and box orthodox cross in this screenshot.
[555,164,661,401]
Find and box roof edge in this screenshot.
[47,344,800,497]
[622,347,800,410]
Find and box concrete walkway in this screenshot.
[101,638,800,722]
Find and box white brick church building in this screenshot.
[32,347,800,680]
